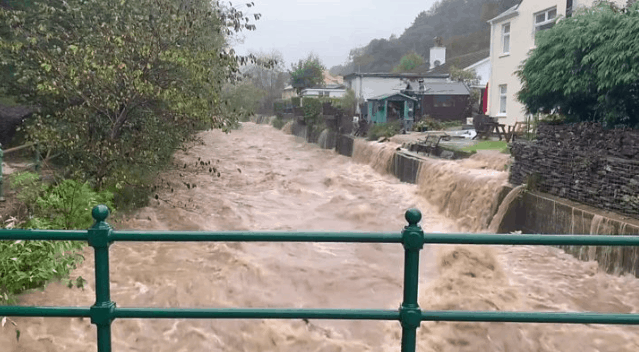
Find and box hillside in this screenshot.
[330,0,519,75]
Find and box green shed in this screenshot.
[367,93,418,130]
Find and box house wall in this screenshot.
[345,76,447,102]
[418,95,469,122]
[465,58,490,87]
[301,88,346,98]
[487,0,625,127]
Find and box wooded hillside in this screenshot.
[330,0,519,74]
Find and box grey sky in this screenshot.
[233,0,438,70]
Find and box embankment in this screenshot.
[252,117,639,277]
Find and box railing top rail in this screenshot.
[2,228,639,246]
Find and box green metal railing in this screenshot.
[2,205,639,351]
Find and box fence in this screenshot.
[1,206,639,352]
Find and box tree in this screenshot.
[392,52,425,73]
[516,1,639,127]
[242,50,288,114]
[450,66,480,116]
[0,0,269,189]
[289,54,326,94]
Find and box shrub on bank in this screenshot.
[271,117,286,129]
[367,121,402,141]
[1,172,114,304]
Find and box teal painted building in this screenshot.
[367,93,418,130]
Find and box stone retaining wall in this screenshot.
[510,122,639,219]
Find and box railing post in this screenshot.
[0,144,5,202]
[88,205,115,352]
[399,209,424,352]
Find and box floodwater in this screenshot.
[2,122,639,351]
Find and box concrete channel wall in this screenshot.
[254,118,639,277]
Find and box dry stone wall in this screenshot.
[510,122,639,218]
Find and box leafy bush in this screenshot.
[302,97,322,126]
[413,117,463,131]
[271,117,286,129]
[1,172,112,306]
[273,100,286,118]
[291,97,301,107]
[516,1,639,128]
[367,121,402,141]
[0,238,86,304]
[9,172,114,230]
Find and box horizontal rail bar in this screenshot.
[421,233,639,246]
[109,231,403,243]
[2,142,36,154]
[0,230,88,241]
[3,231,639,247]
[0,306,90,318]
[3,306,639,325]
[421,311,639,325]
[114,308,399,320]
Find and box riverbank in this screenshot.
[263,116,639,277]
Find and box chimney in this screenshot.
[429,37,446,69]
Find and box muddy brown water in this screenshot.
[2,122,639,351]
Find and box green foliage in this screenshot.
[271,117,286,129]
[461,140,508,153]
[273,100,287,118]
[302,97,322,126]
[289,54,326,94]
[1,171,111,309]
[0,0,269,192]
[367,121,402,141]
[413,117,462,131]
[9,172,114,230]
[333,88,358,114]
[221,81,266,119]
[516,1,639,128]
[392,51,425,73]
[291,96,301,107]
[0,238,86,304]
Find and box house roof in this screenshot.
[408,81,471,96]
[302,85,346,91]
[343,72,449,81]
[487,2,521,24]
[427,49,490,75]
[368,92,418,101]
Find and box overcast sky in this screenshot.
[233,0,438,70]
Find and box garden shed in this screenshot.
[367,93,418,130]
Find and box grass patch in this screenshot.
[461,140,509,153]
[367,121,402,141]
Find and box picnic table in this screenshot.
[472,115,506,141]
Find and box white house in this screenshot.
[343,73,449,102]
[300,84,347,98]
[487,0,626,126]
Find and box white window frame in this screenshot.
[501,23,510,54]
[534,7,557,42]
[499,85,507,115]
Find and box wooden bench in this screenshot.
[505,121,530,142]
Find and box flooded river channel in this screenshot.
[2,122,639,351]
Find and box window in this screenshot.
[534,7,557,42]
[499,85,507,114]
[501,23,510,54]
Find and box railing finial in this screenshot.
[404,208,422,226]
[92,205,110,223]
